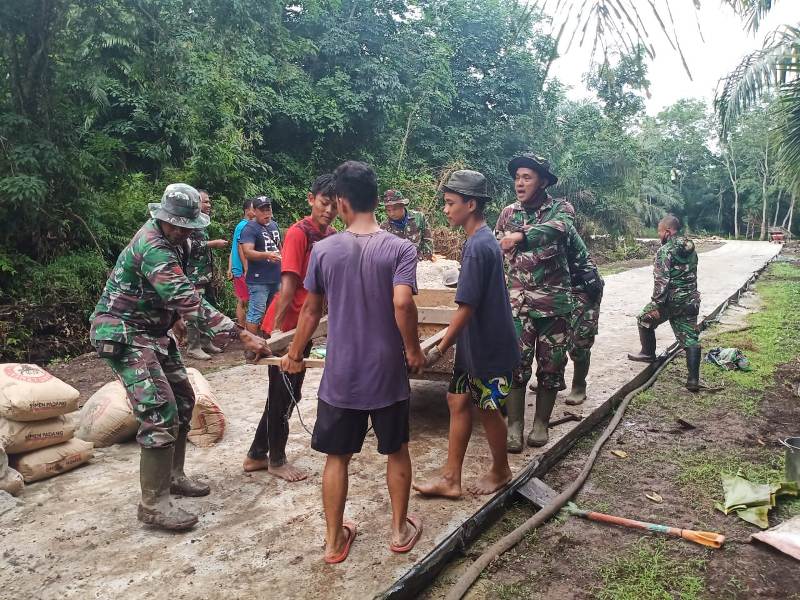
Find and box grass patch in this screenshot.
[671,449,785,499]
[595,539,706,600]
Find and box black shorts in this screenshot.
[311,398,410,456]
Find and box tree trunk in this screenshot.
[759,141,769,241]
[773,189,783,227]
[787,194,796,236]
[723,145,739,238]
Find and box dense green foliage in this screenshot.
[0,0,795,360]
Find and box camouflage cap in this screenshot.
[148,183,210,229]
[383,189,409,206]
[441,170,491,200]
[507,153,558,187]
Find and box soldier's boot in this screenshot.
[627,326,657,363]
[201,335,223,355]
[186,329,211,361]
[527,388,557,448]
[566,358,590,406]
[505,387,526,454]
[138,446,198,531]
[170,430,211,497]
[685,345,701,393]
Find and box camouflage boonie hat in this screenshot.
[507,153,558,187]
[441,170,491,200]
[148,184,210,229]
[383,190,409,206]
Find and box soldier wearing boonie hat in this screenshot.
[495,153,577,451]
[379,189,434,261]
[90,183,269,532]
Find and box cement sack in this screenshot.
[0,363,80,421]
[75,380,138,447]
[11,438,94,483]
[0,415,75,454]
[0,445,7,477]
[185,368,225,447]
[0,467,24,496]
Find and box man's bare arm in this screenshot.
[241,242,280,263]
[285,293,324,362]
[394,284,425,373]
[273,272,300,332]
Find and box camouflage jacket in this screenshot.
[186,228,213,287]
[494,195,575,319]
[90,219,235,354]
[651,235,700,312]
[380,209,433,261]
[566,225,603,304]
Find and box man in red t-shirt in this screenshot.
[242,174,338,481]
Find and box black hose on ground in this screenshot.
[444,349,680,600]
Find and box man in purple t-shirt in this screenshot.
[281,161,426,564]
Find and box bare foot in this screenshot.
[242,456,269,472]
[412,475,462,499]
[268,462,308,482]
[467,468,512,495]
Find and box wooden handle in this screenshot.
[583,511,725,549]
[256,356,326,368]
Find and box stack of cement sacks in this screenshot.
[0,363,94,494]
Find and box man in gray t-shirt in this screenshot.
[281,161,425,564]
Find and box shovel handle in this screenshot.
[582,511,724,548]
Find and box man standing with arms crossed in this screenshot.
[242,174,337,482]
[495,153,575,450]
[90,184,269,531]
[281,161,426,563]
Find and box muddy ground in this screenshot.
[425,259,800,599]
[0,241,783,600]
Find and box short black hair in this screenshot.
[311,173,336,198]
[197,189,209,197]
[333,161,378,213]
[242,198,255,211]
[660,214,681,231]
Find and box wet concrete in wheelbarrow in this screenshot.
[0,241,781,599]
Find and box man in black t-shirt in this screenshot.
[413,170,520,499]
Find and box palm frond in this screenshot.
[721,0,777,34]
[715,25,800,135]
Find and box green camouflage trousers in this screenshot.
[513,313,571,390]
[569,290,602,363]
[103,338,195,448]
[637,301,699,349]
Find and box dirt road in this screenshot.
[0,241,781,600]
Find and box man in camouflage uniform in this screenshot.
[90,184,269,531]
[628,214,701,392]
[564,225,604,405]
[380,189,434,261]
[184,189,229,360]
[495,153,574,450]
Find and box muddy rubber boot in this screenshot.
[170,430,210,497]
[186,329,211,361]
[201,334,223,355]
[527,388,557,448]
[138,446,199,531]
[627,326,657,363]
[685,345,701,393]
[506,387,526,454]
[566,358,590,406]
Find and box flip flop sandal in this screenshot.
[390,515,423,553]
[324,521,357,564]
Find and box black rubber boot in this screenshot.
[627,326,657,362]
[566,358,590,406]
[685,345,701,392]
[506,387,526,454]
[138,446,198,531]
[527,388,557,448]
[170,431,211,497]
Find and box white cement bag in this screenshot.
[0,467,24,496]
[0,415,75,453]
[75,380,138,447]
[185,368,225,447]
[11,438,94,483]
[0,364,81,421]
